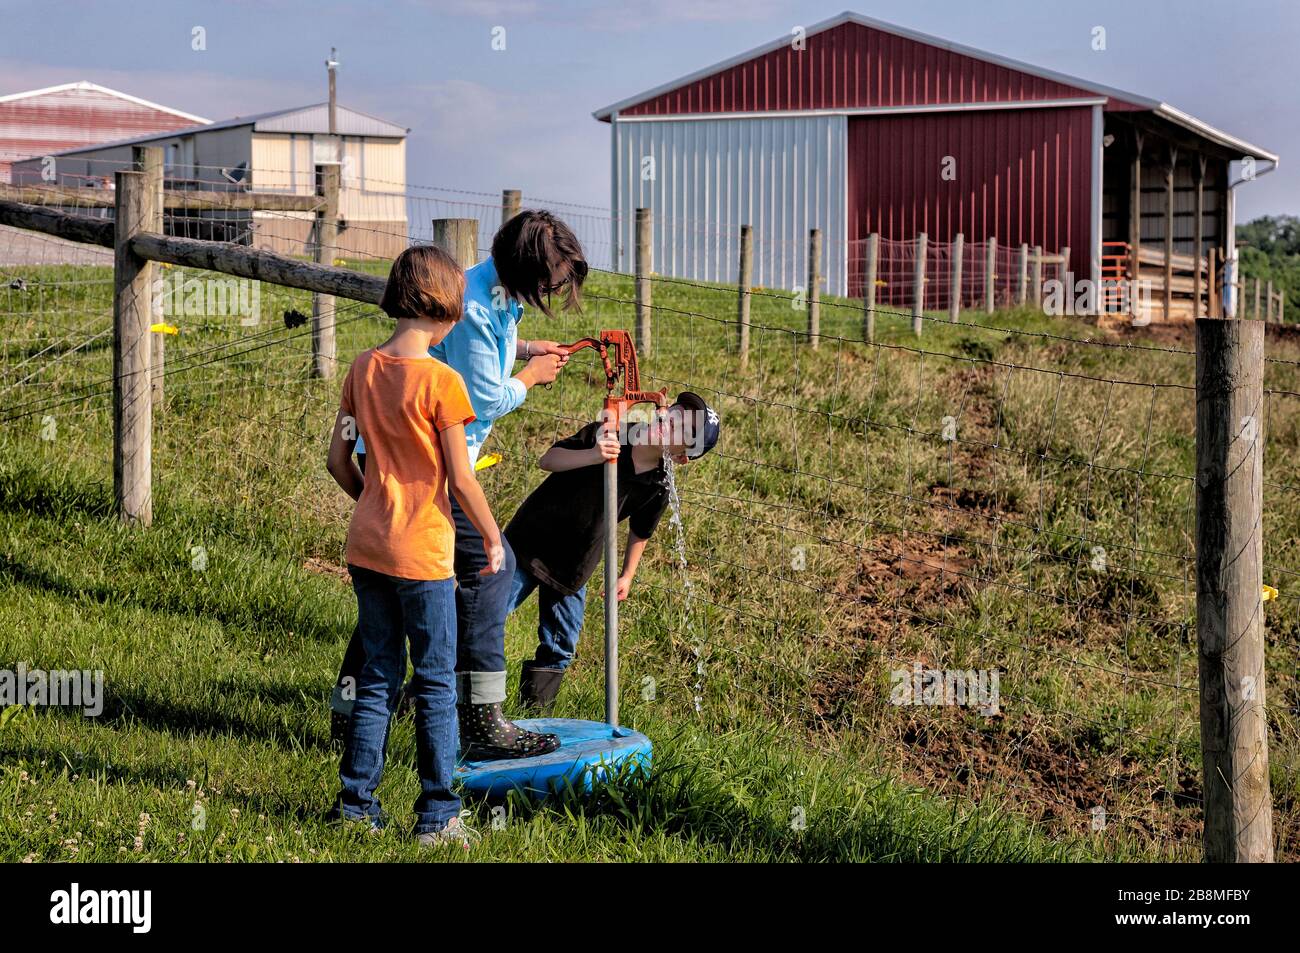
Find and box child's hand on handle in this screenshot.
[519,352,565,388]
[530,340,571,366]
[480,538,506,576]
[595,427,621,463]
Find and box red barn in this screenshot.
[0,81,207,184]
[595,12,1278,319]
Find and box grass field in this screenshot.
[1,256,1298,862]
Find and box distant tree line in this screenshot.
[1237,215,1298,316]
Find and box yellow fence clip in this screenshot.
[474,452,502,472]
[150,323,178,335]
[1263,584,1279,602]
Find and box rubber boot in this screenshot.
[518,661,565,716]
[458,702,560,761]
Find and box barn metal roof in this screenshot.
[593,11,1278,163]
[39,102,408,158]
[0,81,209,124]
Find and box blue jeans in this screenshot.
[508,565,586,671]
[337,565,459,834]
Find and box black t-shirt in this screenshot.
[505,421,670,596]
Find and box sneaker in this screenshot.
[416,815,480,851]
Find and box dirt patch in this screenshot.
[883,709,1208,850]
[303,556,349,585]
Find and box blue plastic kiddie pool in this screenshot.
[455,718,652,801]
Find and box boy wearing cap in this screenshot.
[504,393,720,712]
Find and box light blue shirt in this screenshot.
[356,257,526,465]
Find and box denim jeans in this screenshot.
[337,565,459,834]
[334,455,516,709]
[450,497,516,700]
[508,565,587,671]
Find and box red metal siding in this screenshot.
[846,106,1093,293]
[623,21,1111,116]
[0,85,202,179]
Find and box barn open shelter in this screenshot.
[595,11,1279,321]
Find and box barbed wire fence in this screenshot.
[0,158,1296,861]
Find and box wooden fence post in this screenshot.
[737,225,752,368]
[949,233,964,322]
[635,208,652,357]
[1195,316,1273,862]
[501,188,521,227]
[863,232,878,343]
[984,237,997,314]
[1254,278,1262,320]
[1017,242,1029,305]
[1031,244,1044,307]
[431,217,478,270]
[312,163,340,379]
[1266,281,1275,323]
[113,170,154,527]
[912,232,927,336]
[807,228,822,348]
[133,146,164,405]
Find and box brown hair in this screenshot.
[492,209,587,318]
[380,245,465,322]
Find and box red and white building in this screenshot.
[596,12,1279,317]
[0,81,207,183]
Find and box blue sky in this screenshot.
[1,0,1295,220]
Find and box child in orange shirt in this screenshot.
[325,245,504,849]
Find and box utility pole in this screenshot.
[326,48,340,163]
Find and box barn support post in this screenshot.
[949,233,964,322]
[113,170,154,527]
[1031,245,1043,308]
[863,232,879,343]
[1195,316,1273,862]
[132,146,165,406]
[312,163,341,380]
[737,225,752,367]
[984,238,996,314]
[912,232,926,335]
[1164,146,1177,323]
[501,189,521,227]
[807,228,822,348]
[634,208,652,357]
[1209,248,1219,319]
[1130,132,1144,293]
[1195,157,1206,316]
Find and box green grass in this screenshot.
[1,258,1298,862]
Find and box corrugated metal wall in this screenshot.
[846,106,1093,291]
[613,115,848,295]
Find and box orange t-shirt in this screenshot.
[340,348,476,580]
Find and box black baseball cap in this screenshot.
[671,391,720,460]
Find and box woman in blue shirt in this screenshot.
[333,210,586,760]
